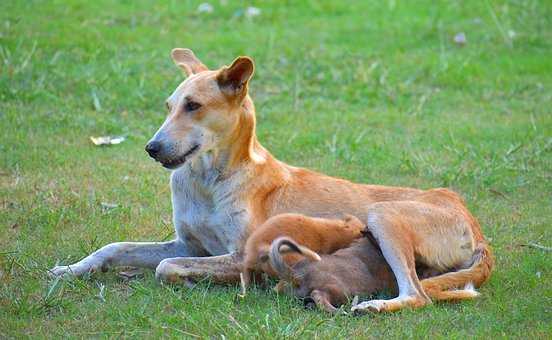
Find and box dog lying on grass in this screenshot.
[51,49,493,313]
[240,213,365,293]
[270,231,489,314]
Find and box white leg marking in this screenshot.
[49,240,189,277]
[352,212,428,314]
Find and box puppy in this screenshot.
[269,235,397,313]
[269,233,487,313]
[240,213,365,293]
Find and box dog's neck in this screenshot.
[190,96,269,179]
[224,96,268,169]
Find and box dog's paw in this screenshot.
[49,265,75,277]
[351,299,387,314]
[49,263,94,278]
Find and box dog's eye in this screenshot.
[184,101,202,112]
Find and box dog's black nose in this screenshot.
[145,141,161,158]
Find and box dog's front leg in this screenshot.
[50,240,190,277]
[156,252,243,284]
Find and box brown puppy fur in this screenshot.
[270,235,487,314]
[241,213,365,292]
[269,236,397,313]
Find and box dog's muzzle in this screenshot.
[145,141,200,169]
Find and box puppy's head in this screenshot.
[342,214,365,234]
[145,48,255,169]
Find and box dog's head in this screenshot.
[145,48,254,169]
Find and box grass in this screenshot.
[1,0,551,338]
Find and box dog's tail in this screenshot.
[269,237,321,283]
[421,242,494,301]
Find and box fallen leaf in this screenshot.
[90,136,125,146]
[101,202,118,211]
[118,268,144,280]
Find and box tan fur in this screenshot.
[156,50,494,313]
[52,49,494,314]
[241,213,365,291]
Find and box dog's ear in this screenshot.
[171,48,208,76]
[216,56,254,96]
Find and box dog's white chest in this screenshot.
[170,166,248,256]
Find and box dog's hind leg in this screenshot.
[424,284,480,302]
[421,244,492,302]
[352,204,432,314]
[50,240,192,277]
[352,201,482,314]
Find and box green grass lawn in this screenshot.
[1,0,551,338]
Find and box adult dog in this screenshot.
[50,49,493,313]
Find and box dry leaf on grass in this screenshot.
[100,202,118,211]
[118,268,144,280]
[90,136,125,146]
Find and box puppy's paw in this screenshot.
[351,299,386,314]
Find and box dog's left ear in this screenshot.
[216,56,254,96]
[171,48,208,76]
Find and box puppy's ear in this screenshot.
[343,214,363,229]
[216,56,254,96]
[171,48,208,76]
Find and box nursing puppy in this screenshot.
[270,234,487,313]
[269,236,397,313]
[241,213,365,293]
